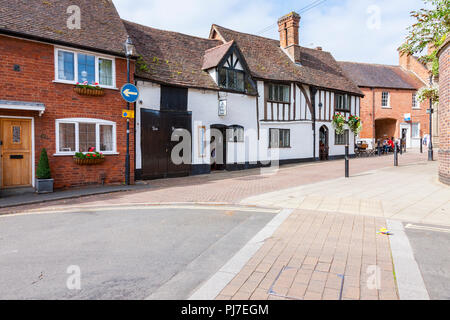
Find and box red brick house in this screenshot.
[339,61,428,148]
[0,0,135,191]
[399,49,439,147]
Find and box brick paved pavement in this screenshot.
[2,151,427,215]
[216,210,398,300]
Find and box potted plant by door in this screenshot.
[35,148,54,193]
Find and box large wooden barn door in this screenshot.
[140,109,192,180]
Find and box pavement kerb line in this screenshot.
[387,219,430,300]
[188,208,295,300]
[0,203,280,218]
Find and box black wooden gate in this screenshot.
[141,109,192,180]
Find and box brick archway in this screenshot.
[375,118,397,141]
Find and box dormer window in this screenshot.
[203,42,255,94]
[219,68,245,92]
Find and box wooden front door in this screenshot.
[0,119,32,188]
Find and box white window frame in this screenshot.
[411,122,421,139]
[54,47,117,89]
[381,91,391,108]
[55,118,118,156]
[412,92,420,109]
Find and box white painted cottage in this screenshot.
[123,12,363,180]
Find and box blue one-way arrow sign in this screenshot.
[121,83,139,103]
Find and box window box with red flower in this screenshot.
[74,148,105,165]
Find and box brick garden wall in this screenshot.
[358,87,429,140]
[438,42,449,185]
[0,35,135,189]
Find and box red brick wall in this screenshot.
[438,43,449,185]
[399,52,431,84]
[0,35,135,189]
[358,87,429,140]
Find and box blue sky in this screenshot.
[113,0,427,65]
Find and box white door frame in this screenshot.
[0,116,35,188]
[400,123,412,148]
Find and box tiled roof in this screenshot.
[211,25,363,96]
[123,20,222,90]
[202,41,234,70]
[0,0,128,56]
[338,61,425,89]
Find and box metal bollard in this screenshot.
[394,143,398,167]
[420,138,423,153]
[345,145,349,178]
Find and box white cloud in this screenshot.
[113,0,426,65]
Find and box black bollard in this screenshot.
[394,143,398,167]
[420,138,423,153]
[345,145,349,178]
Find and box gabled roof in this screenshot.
[0,0,128,56]
[210,25,363,96]
[202,41,235,70]
[338,61,425,90]
[123,20,222,90]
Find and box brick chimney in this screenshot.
[278,12,301,64]
[399,50,411,70]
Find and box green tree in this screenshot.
[36,148,51,179]
[399,0,450,76]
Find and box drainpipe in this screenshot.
[310,87,317,160]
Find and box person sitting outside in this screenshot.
[388,137,395,152]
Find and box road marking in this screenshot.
[405,224,450,234]
[188,208,295,300]
[387,220,430,300]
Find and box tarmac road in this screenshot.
[0,205,277,300]
[404,222,450,300]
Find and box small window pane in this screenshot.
[280,129,290,147]
[270,129,279,148]
[99,58,113,86]
[412,123,420,138]
[78,53,96,84]
[283,86,290,103]
[100,125,113,152]
[219,68,227,87]
[79,123,96,152]
[335,130,349,145]
[236,72,244,91]
[382,92,389,107]
[59,123,75,152]
[227,70,236,89]
[58,51,74,81]
[12,126,21,143]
